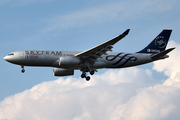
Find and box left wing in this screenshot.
[75,29,130,62]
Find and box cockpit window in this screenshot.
[8,53,14,56]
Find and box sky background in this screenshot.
[0,0,180,120]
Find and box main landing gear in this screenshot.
[21,65,25,73]
[81,73,90,81]
[81,68,95,81]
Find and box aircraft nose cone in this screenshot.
[4,56,8,61]
[4,56,10,62]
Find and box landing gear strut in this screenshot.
[80,60,96,81]
[21,65,25,73]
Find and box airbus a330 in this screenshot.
[4,29,175,81]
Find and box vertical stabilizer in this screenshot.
[137,30,172,53]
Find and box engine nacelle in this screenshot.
[59,56,81,66]
[53,68,74,76]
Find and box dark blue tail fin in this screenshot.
[137,30,172,54]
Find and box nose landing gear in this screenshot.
[21,65,25,73]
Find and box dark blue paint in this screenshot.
[106,53,137,67]
[137,30,172,53]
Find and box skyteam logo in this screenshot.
[155,36,166,48]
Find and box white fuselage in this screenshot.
[4,50,157,70]
[3,29,173,80]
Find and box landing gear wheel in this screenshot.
[86,76,90,81]
[21,69,25,73]
[81,73,86,78]
[21,65,25,73]
[90,70,94,75]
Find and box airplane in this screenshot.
[4,29,175,81]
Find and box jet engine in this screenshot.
[59,56,81,66]
[53,68,74,76]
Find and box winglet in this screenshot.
[122,29,130,35]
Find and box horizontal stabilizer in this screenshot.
[151,47,175,59]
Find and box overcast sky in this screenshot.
[1,0,180,120]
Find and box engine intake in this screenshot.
[53,68,74,76]
[59,56,81,66]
